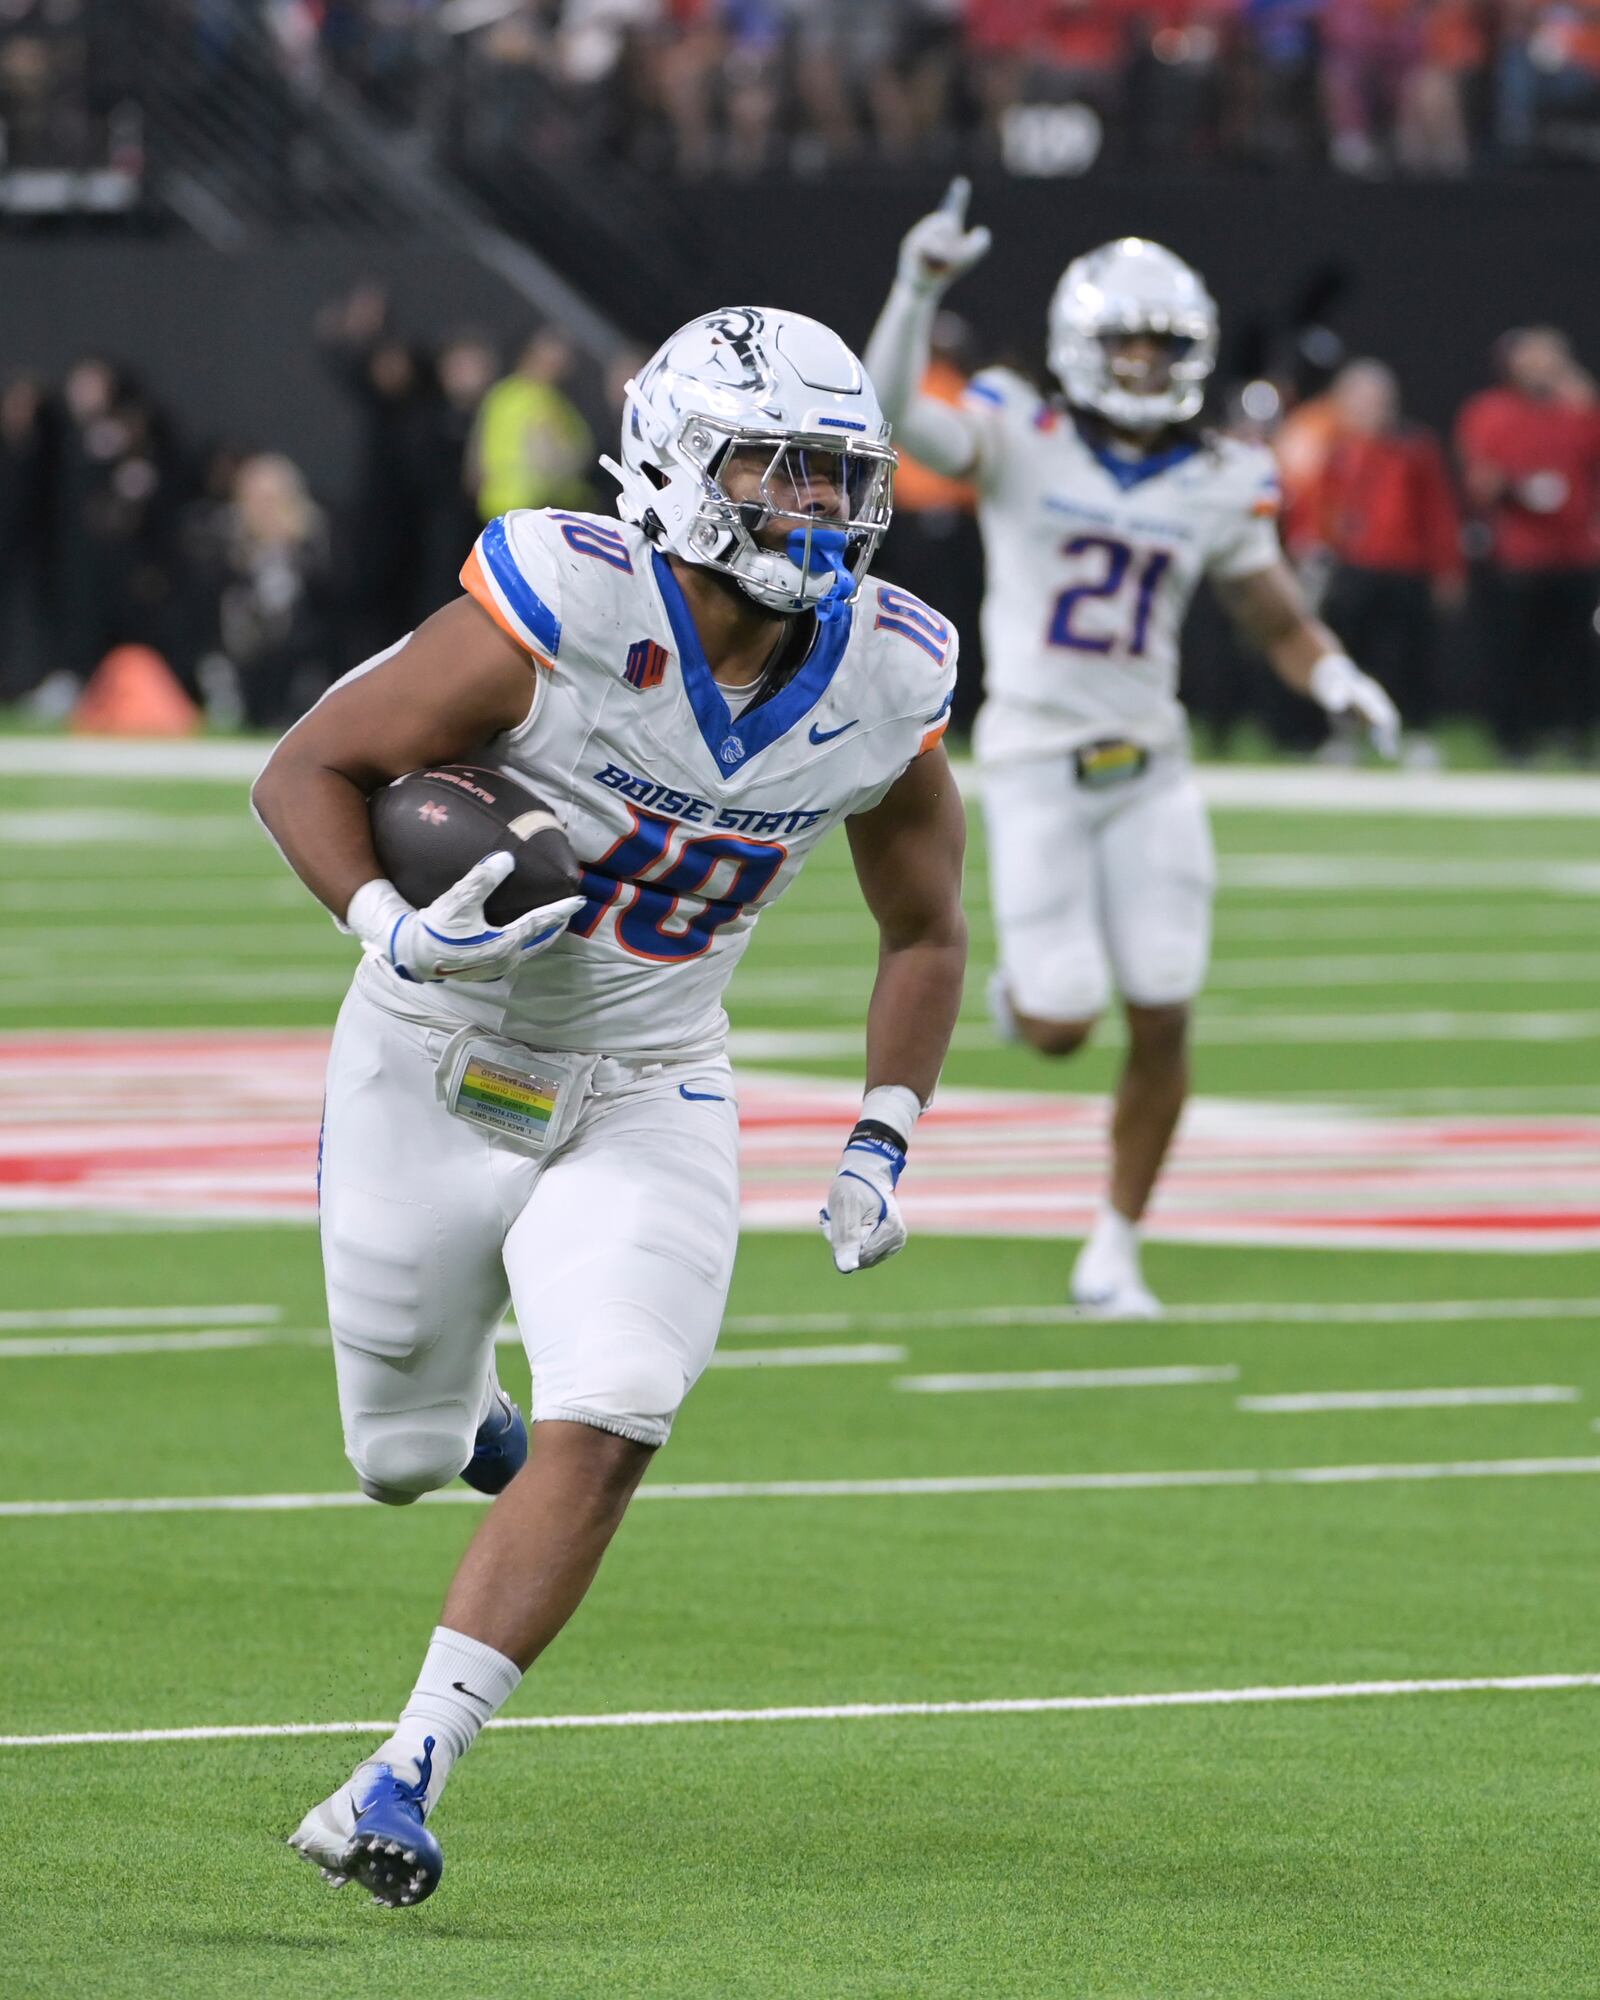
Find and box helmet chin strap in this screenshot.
[785,526,856,624]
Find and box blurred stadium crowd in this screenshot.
[5,0,1600,184]
[2,284,1597,758]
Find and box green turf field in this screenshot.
[3,754,1598,1998]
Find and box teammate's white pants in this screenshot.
[981,749,1215,1022]
[318,983,741,1501]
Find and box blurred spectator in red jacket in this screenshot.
[1456,327,1600,755]
[1308,361,1463,755]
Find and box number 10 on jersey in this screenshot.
[572,807,788,962]
[1047,534,1171,659]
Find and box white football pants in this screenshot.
[981,750,1216,1022]
[318,983,741,1501]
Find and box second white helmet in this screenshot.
[603,306,895,619]
[1048,238,1219,431]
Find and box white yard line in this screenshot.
[1205,950,1600,990]
[1216,905,1600,942]
[0,1304,281,1332]
[0,1213,290,1238]
[1238,1385,1580,1414]
[0,1330,899,1366]
[1191,1008,1600,1044]
[0,738,270,780]
[4,1669,1599,1750]
[0,880,304,912]
[0,969,349,1005]
[0,811,255,847]
[1196,767,1600,817]
[705,1343,905,1369]
[5,1457,1599,1520]
[2,1296,1590,1360]
[725,1012,1600,1058]
[0,1329,290,1360]
[897,1365,1238,1394]
[722,1298,1600,1336]
[1219,857,1600,894]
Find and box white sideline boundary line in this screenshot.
[721,1298,1600,1336]
[5,1456,1600,1519]
[5,1670,1599,1750]
[9,737,1599,815]
[898,1365,1238,1394]
[1239,1385,1579,1414]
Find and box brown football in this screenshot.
[368,764,582,926]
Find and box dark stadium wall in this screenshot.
[643,176,1600,431]
[4,178,1595,502]
[0,240,545,501]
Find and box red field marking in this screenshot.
[2,1030,1598,1251]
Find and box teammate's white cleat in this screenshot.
[1070,1206,1163,1319]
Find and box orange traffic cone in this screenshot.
[70,646,201,738]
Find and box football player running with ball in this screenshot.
[866,184,1400,1318]
[252,308,966,1906]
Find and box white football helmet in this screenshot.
[602,306,895,619]
[1048,238,1219,431]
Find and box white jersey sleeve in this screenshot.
[960,365,1046,495]
[848,579,960,812]
[1203,443,1285,581]
[461,509,571,670]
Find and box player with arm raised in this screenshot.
[866,184,1398,1318]
[253,307,966,1907]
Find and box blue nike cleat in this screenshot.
[289,1737,443,1908]
[460,1386,527,1494]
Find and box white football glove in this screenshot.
[821,1128,908,1275]
[348,853,583,985]
[896,176,992,297]
[1309,653,1402,761]
[820,1079,931,1278]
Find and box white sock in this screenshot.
[1092,1200,1140,1256]
[370,1626,522,1813]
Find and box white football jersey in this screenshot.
[354,508,958,1060]
[961,368,1282,763]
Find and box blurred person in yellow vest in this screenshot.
[470,328,594,523]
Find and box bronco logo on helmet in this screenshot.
[601,306,896,622]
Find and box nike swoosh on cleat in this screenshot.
[808,719,858,743]
[679,1085,725,1102]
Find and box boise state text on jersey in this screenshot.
[353,507,959,1061]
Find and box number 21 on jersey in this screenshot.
[1047,534,1171,659]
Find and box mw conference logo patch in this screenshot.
[624,638,669,692]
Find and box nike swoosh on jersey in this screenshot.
[679,1085,726,1102]
[808,719,858,743]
